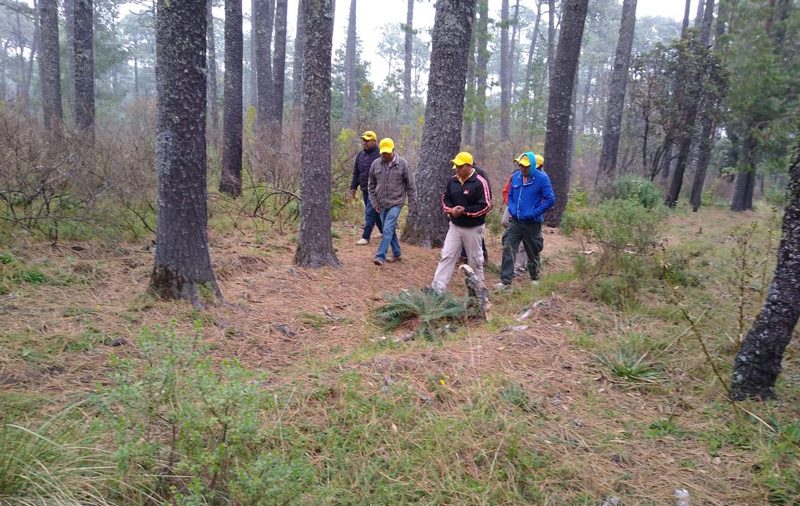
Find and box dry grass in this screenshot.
[1,205,798,504]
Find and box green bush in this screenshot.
[563,198,668,307]
[606,175,662,209]
[99,325,269,503]
[765,187,788,208]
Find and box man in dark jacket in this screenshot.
[350,131,383,245]
[369,138,417,265]
[495,151,555,289]
[431,152,492,293]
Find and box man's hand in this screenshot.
[450,205,465,217]
[349,189,357,200]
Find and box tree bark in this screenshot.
[249,0,257,106]
[596,0,637,185]
[220,0,244,197]
[151,0,221,306]
[547,0,555,84]
[291,0,305,118]
[509,0,521,99]
[731,132,756,211]
[474,0,488,162]
[64,0,75,120]
[269,0,287,147]
[254,0,275,131]
[689,0,717,212]
[523,0,542,135]
[403,0,414,125]
[73,0,94,140]
[295,0,339,268]
[731,139,800,400]
[681,0,692,37]
[39,0,62,131]
[207,0,220,133]
[500,0,510,139]
[464,28,476,146]
[543,0,589,227]
[343,0,357,128]
[402,0,475,247]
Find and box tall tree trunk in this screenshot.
[220,0,244,197]
[523,0,542,135]
[463,29,475,147]
[73,0,94,140]
[500,0,510,139]
[665,35,704,208]
[207,0,219,134]
[689,0,717,212]
[0,40,8,101]
[295,0,339,268]
[731,131,756,211]
[547,0,555,84]
[151,0,221,305]
[39,0,62,131]
[254,0,275,131]
[543,0,589,227]
[133,53,139,97]
[402,0,475,247]
[474,0,488,162]
[509,0,520,100]
[269,0,287,147]
[731,139,800,400]
[64,0,75,121]
[694,0,705,27]
[249,0,257,106]
[403,0,414,125]
[596,0,637,186]
[343,0,357,128]
[577,63,592,134]
[681,0,692,37]
[291,0,304,118]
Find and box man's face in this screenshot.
[456,164,472,180]
[363,139,376,150]
[381,151,394,163]
[519,163,531,177]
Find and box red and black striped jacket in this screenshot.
[441,168,492,228]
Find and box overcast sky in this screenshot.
[205,0,690,84]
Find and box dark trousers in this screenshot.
[500,218,543,284]
[362,189,383,240]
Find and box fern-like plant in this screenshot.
[374,289,467,339]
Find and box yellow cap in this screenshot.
[361,130,377,141]
[514,154,531,167]
[535,154,544,168]
[450,151,474,169]
[379,138,395,154]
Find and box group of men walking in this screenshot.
[349,130,556,297]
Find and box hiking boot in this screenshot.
[373,257,384,266]
[356,238,369,245]
[387,256,401,263]
[494,282,510,291]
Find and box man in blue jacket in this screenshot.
[495,151,555,289]
[349,131,383,245]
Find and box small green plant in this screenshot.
[374,289,467,339]
[646,417,683,438]
[597,347,662,385]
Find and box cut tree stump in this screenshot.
[459,264,489,320]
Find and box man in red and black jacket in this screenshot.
[430,151,492,294]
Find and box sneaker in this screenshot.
[373,258,384,266]
[387,256,401,263]
[530,279,540,286]
[356,238,369,245]
[494,282,510,290]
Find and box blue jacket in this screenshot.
[507,151,556,223]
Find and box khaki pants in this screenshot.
[431,223,485,292]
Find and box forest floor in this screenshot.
[1,202,798,505]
